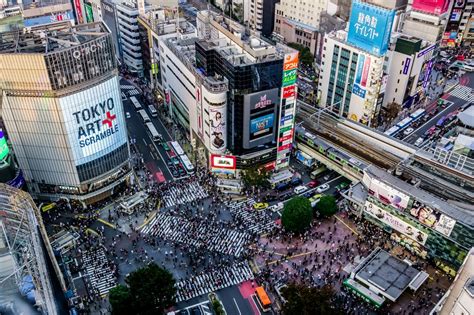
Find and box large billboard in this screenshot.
[0,130,9,161]
[347,0,395,56]
[352,54,370,99]
[23,11,74,27]
[409,201,456,237]
[365,201,428,245]
[243,88,279,149]
[412,0,450,15]
[59,77,127,165]
[364,175,410,210]
[209,105,226,151]
[210,154,236,170]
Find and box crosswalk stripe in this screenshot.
[81,248,117,296]
[449,85,472,101]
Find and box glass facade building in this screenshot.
[0,22,131,204]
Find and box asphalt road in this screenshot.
[121,79,177,182]
[403,71,473,145]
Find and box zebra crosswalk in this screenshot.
[449,85,472,101]
[81,248,117,297]
[227,199,277,235]
[175,261,254,302]
[162,183,208,208]
[141,212,251,257]
[127,89,140,96]
[120,84,136,90]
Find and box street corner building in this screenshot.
[0,22,132,204]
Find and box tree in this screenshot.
[315,195,337,217]
[281,197,313,233]
[288,43,314,66]
[241,166,270,190]
[281,283,344,315]
[125,263,176,315]
[385,102,401,123]
[109,285,132,315]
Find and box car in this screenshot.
[162,142,170,151]
[178,169,186,177]
[125,112,131,118]
[167,160,174,167]
[170,169,179,177]
[264,194,278,202]
[268,202,284,212]
[403,127,414,136]
[303,191,313,198]
[290,177,303,186]
[323,174,331,181]
[414,137,424,147]
[335,182,350,191]
[316,183,330,193]
[279,191,293,201]
[275,182,289,191]
[294,185,308,194]
[307,180,319,188]
[253,202,269,210]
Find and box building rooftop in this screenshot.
[353,248,422,301]
[0,22,109,54]
[458,105,474,128]
[365,165,474,227]
[21,0,69,10]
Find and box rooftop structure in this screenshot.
[351,248,427,302]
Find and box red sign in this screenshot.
[279,134,292,142]
[282,85,296,99]
[277,144,291,152]
[210,154,236,170]
[263,161,276,171]
[74,0,84,23]
[412,0,450,15]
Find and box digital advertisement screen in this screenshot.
[0,131,9,161]
[250,114,274,140]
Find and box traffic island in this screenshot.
[208,292,226,315]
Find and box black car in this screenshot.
[264,194,278,202]
[279,191,293,201]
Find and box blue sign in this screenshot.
[250,114,274,135]
[403,58,411,75]
[24,11,74,27]
[352,84,366,98]
[347,0,395,56]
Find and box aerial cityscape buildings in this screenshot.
[0,0,473,314]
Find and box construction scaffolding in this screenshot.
[0,184,63,315]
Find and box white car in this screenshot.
[125,112,131,119]
[414,137,424,147]
[403,127,414,136]
[316,184,330,193]
[269,202,284,212]
[294,185,308,194]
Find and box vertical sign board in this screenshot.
[276,51,299,170]
[347,0,395,56]
[85,2,94,23]
[74,0,84,23]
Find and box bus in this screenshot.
[170,141,185,156]
[384,126,400,137]
[343,279,385,309]
[255,286,271,311]
[138,109,151,123]
[396,117,413,130]
[145,122,161,142]
[148,104,158,117]
[130,96,142,110]
[409,109,426,121]
[310,165,327,179]
[180,154,195,174]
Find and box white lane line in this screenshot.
[142,138,148,145]
[233,298,242,315]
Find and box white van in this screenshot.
[294,185,308,195]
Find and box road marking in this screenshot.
[142,138,148,145]
[148,135,174,179]
[233,298,242,315]
[334,215,359,236]
[97,218,116,229]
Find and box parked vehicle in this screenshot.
[294,185,308,194]
[316,184,330,193]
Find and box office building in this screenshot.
[273,0,328,55]
[441,0,472,47]
[318,30,386,126]
[156,10,298,172]
[248,0,278,37]
[116,2,143,73]
[383,35,438,108]
[0,22,132,204]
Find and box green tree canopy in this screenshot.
[109,285,132,315]
[242,166,270,189]
[287,43,314,65]
[109,263,176,315]
[315,195,337,217]
[281,196,313,233]
[281,283,344,315]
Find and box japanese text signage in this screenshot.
[412,0,450,15]
[347,0,395,56]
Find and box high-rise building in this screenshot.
[155,10,297,172]
[248,0,278,37]
[441,0,473,47]
[0,22,132,204]
[116,2,143,73]
[273,0,328,54]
